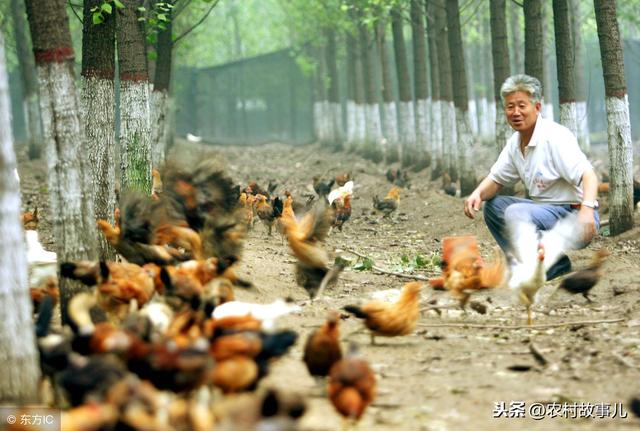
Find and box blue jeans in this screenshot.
[483,196,600,279]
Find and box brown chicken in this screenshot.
[372,186,401,218]
[303,311,343,380]
[255,194,283,236]
[444,246,507,309]
[386,168,410,188]
[331,194,352,231]
[22,206,38,230]
[327,344,376,425]
[238,192,256,228]
[335,172,352,187]
[281,204,343,298]
[558,248,610,302]
[344,282,422,344]
[312,176,335,199]
[442,172,457,197]
[151,168,163,200]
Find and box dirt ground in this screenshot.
[17,139,640,431]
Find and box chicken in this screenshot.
[331,194,352,232]
[508,213,583,325]
[60,260,156,323]
[386,168,410,188]
[303,311,342,380]
[276,192,296,240]
[246,180,278,199]
[313,176,335,199]
[327,344,376,425]
[57,354,128,407]
[213,298,300,331]
[22,206,38,229]
[255,194,283,236]
[151,168,163,200]
[442,172,457,197]
[335,172,352,187]
[238,192,256,228]
[373,186,401,218]
[280,204,343,299]
[26,229,57,289]
[558,248,610,302]
[60,403,119,431]
[444,246,507,309]
[343,281,422,344]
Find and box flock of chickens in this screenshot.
[21,159,615,430]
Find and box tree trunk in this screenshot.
[10,0,42,160]
[325,29,343,149]
[426,0,442,179]
[117,0,152,195]
[312,47,326,143]
[345,29,358,149]
[594,0,634,235]
[490,0,512,153]
[570,0,590,152]
[151,0,173,167]
[411,0,430,169]
[375,21,399,162]
[446,0,475,196]
[523,0,544,82]
[434,0,457,182]
[0,31,40,404]
[82,0,117,262]
[25,0,98,324]
[541,4,554,120]
[391,6,416,167]
[553,0,578,137]
[359,24,383,161]
[508,0,523,74]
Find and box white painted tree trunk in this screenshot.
[24,93,42,145]
[442,101,457,174]
[0,33,40,403]
[150,89,169,167]
[468,99,479,136]
[487,99,497,139]
[543,103,554,121]
[558,102,578,139]
[605,95,634,234]
[426,97,433,154]
[356,103,366,147]
[495,105,511,154]
[416,98,429,153]
[322,100,333,143]
[398,100,416,162]
[330,102,343,144]
[81,75,116,260]
[120,80,152,194]
[313,101,323,142]
[365,103,382,146]
[431,100,443,161]
[346,99,357,147]
[455,106,476,195]
[382,101,399,146]
[576,100,591,153]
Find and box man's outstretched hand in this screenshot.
[577,206,597,244]
[464,192,482,219]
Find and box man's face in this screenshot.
[504,91,541,134]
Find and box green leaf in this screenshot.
[137,16,146,21]
[90,6,99,12]
[414,254,427,268]
[101,3,113,14]
[137,6,146,12]
[354,258,374,271]
[157,13,167,21]
[92,12,104,25]
[400,254,410,265]
[114,0,125,9]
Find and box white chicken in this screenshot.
[26,230,58,288]
[212,298,301,332]
[327,180,353,205]
[507,212,583,325]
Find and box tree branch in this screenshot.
[417,318,625,330]
[174,0,220,45]
[67,0,83,25]
[510,0,524,7]
[173,0,193,19]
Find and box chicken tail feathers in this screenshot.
[60,261,99,286]
[343,305,368,319]
[35,294,55,338]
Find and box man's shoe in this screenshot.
[546,255,572,281]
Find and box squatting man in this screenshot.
[463,74,599,280]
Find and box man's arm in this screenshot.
[577,168,599,242]
[463,177,503,219]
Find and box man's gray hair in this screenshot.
[500,74,542,105]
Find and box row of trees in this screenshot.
[283,0,634,234]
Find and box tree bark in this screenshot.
[541,4,554,120]
[25,0,98,324]
[490,0,512,153]
[594,0,634,235]
[151,0,174,167]
[434,0,457,181]
[0,31,40,404]
[523,0,544,82]
[570,0,590,152]
[82,0,117,261]
[446,0,475,196]
[10,0,42,160]
[345,29,358,149]
[375,21,399,160]
[426,0,442,179]
[359,24,383,161]
[117,0,152,195]
[508,0,523,74]
[411,0,430,169]
[391,5,416,167]
[552,0,578,137]
[325,28,343,148]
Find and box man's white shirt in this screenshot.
[488,116,592,204]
